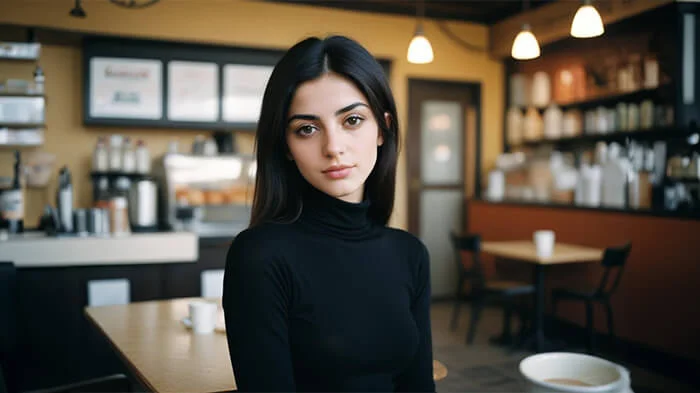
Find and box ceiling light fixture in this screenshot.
[511,0,540,60]
[407,0,434,64]
[511,23,540,60]
[570,0,605,38]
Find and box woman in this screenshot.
[222,35,435,392]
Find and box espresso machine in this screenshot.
[155,153,255,238]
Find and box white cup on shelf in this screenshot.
[534,230,555,258]
[188,300,218,335]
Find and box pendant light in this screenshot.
[69,0,87,18]
[407,0,434,64]
[571,0,605,38]
[511,23,540,60]
[511,0,540,60]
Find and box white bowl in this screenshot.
[519,352,630,393]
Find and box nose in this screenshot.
[322,126,345,158]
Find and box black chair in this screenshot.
[449,233,535,345]
[0,262,131,393]
[551,242,632,353]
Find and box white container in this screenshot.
[543,104,563,139]
[510,73,530,107]
[135,140,151,174]
[519,352,631,393]
[533,230,555,258]
[562,110,582,137]
[109,135,123,172]
[122,137,136,173]
[507,107,524,145]
[188,300,218,335]
[92,137,109,172]
[487,170,505,201]
[531,71,552,108]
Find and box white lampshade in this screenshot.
[571,2,605,38]
[407,28,434,64]
[511,24,540,60]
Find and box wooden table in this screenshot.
[481,241,604,352]
[85,298,235,393]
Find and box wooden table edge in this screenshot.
[84,307,160,393]
[480,241,604,264]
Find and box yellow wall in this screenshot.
[0,0,503,230]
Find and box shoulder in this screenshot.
[226,222,297,270]
[381,227,430,264]
[382,227,429,254]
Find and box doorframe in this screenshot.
[406,78,482,236]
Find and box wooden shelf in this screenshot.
[509,127,697,149]
[558,85,672,110]
[513,85,673,112]
[0,128,45,146]
[0,92,45,98]
[0,123,45,129]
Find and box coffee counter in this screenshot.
[0,231,199,267]
[467,199,700,371]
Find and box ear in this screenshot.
[379,112,391,147]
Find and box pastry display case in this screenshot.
[156,153,255,238]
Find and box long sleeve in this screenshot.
[222,232,296,392]
[394,244,436,392]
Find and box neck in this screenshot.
[298,183,375,240]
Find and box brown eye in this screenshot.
[296,125,317,137]
[345,115,364,127]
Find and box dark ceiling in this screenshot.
[265,0,555,25]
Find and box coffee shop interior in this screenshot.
[1,0,699,392]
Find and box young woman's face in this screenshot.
[286,72,384,203]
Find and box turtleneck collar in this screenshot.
[298,183,377,240]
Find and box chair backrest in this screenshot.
[0,262,17,393]
[596,243,632,297]
[449,232,485,290]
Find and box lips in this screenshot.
[323,164,354,180]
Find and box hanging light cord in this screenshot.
[434,21,487,53]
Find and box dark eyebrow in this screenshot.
[334,102,368,115]
[287,102,369,125]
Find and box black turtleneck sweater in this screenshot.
[222,186,435,392]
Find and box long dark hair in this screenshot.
[249,35,399,228]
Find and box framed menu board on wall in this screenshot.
[222,64,274,124]
[82,36,284,131]
[167,60,219,122]
[89,57,164,120]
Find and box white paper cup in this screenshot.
[534,230,555,258]
[519,352,630,393]
[188,301,218,334]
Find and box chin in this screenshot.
[316,180,363,201]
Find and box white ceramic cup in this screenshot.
[519,352,631,393]
[534,230,556,258]
[188,301,218,334]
